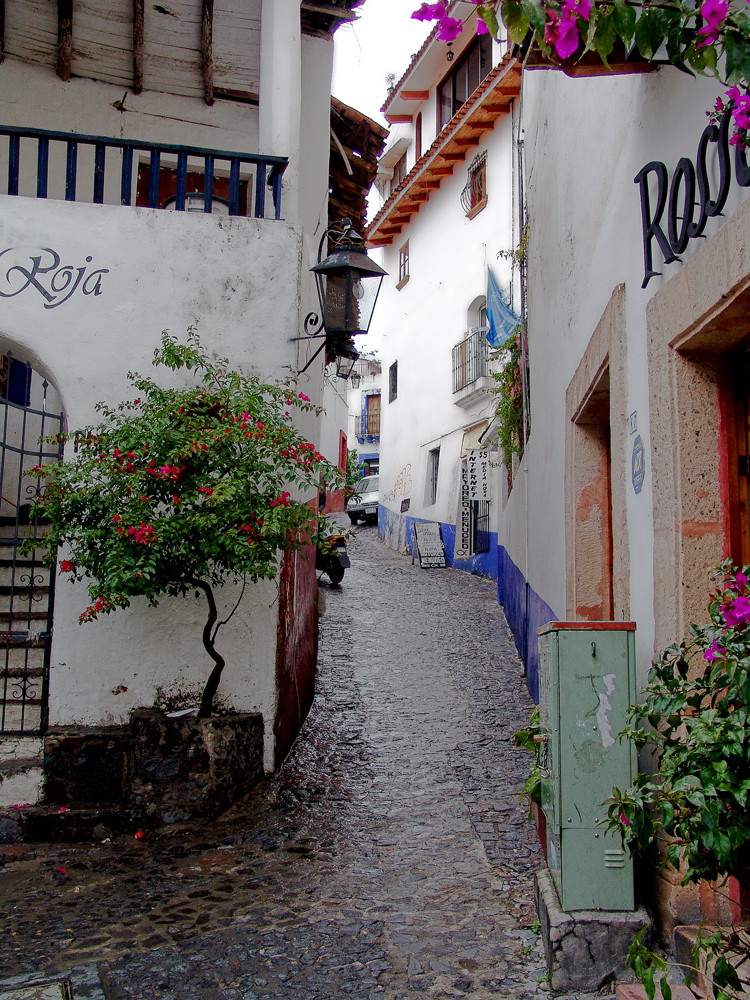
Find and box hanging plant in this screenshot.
[411,1,750,145]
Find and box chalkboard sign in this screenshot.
[413,522,446,568]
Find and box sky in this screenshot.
[331,1,433,126]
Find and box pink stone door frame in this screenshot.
[565,284,630,622]
[646,197,750,654]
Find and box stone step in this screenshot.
[0,803,145,844]
[0,749,43,808]
[673,925,750,1000]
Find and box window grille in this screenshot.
[472,500,491,554]
[460,151,487,216]
[398,241,410,288]
[452,329,490,393]
[389,361,398,403]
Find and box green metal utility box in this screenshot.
[538,622,638,912]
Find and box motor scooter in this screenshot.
[316,531,350,585]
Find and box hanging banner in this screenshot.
[413,522,446,568]
[454,461,472,559]
[466,448,491,501]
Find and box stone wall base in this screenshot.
[536,868,651,992]
[39,712,264,827]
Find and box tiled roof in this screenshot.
[367,54,521,247]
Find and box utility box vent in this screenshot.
[538,621,638,912]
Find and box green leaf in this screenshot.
[724,29,750,84]
[593,12,617,63]
[502,0,532,46]
[521,0,546,37]
[634,9,667,60]
[611,0,636,44]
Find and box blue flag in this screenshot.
[486,268,520,348]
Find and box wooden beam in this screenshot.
[201,0,214,106]
[400,90,429,101]
[133,0,144,93]
[467,120,495,130]
[57,0,73,82]
[385,114,413,125]
[0,0,5,63]
[300,2,357,20]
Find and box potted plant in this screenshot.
[607,561,750,1000]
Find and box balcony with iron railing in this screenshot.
[452,328,494,407]
[356,412,381,440]
[1,125,288,219]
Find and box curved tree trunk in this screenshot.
[188,577,225,718]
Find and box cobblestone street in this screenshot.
[0,526,599,1000]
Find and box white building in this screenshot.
[369,1,750,931]
[0,0,363,791]
[348,353,382,478]
[367,2,520,576]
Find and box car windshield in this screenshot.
[358,476,379,494]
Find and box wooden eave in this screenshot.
[367,55,521,248]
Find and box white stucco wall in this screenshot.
[517,65,748,681]
[0,195,307,768]
[372,109,518,543]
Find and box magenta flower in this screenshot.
[704,639,728,662]
[563,0,592,19]
[721,593,750,626]
[437,16,463,40]
[298,392,311,402]
[476,18,489,34]
[736,571,749,588]
[411,2,447,21]
[620,813,630,826]
[697,0,729,45]
[544,8,580,59]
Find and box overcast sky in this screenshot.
[332,1,433,125]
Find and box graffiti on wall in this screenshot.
[382,463,412,503]
[0,248,109,309]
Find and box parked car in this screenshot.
[346,475,379,525]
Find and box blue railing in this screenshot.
[1,125,288,219]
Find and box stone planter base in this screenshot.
[129,711,264,824]
[35,711,265,835]
[536,868,651,992]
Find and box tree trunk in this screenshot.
[188,577,225,718]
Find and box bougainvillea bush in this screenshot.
[27,330,339,717]
[606,561,750,999]
[412,1,750,147]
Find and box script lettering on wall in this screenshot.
[0,248,109,309]
[635,111,750,287]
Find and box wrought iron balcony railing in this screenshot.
[355,412,380,438]
[1,124,288,219]
[452,328,491,393]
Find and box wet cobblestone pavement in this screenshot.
[0,526,614,999]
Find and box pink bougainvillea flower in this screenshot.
[437,16,463,41]
[721,593,750,626]
[544,8,580,59]
[411,2,447,21]
[476,17,489,33]
[563,0,592,19]
[60,560,74,573]
[298,392,311,402]
[736,571,749,587]
[697,0,729,45]
[704,639,728,661]
[620,813,630,826]
[270,491,291,508]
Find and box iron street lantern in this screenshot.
[296,219,387,378]
[310,218,386,338]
